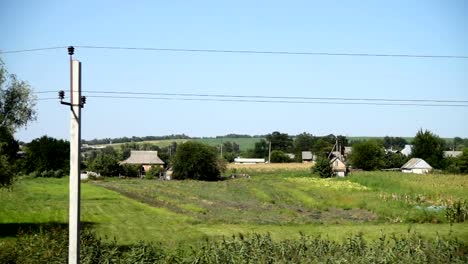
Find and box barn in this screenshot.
[401,158,432,174]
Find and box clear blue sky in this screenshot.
[1,0,467,142]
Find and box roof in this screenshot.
[443,151,463,158]
[400,145,413,156]
[121,151,164,165]
[302,151,313,160]
[401,158,432,170]
[285,153,295,159]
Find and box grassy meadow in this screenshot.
[1,169,467,249]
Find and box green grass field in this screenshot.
[98,137,263,151]
[1,171,467,247]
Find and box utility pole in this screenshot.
[220,143,223,158]
[268,141,271,163]
[59,46,85,264]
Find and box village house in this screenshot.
[401,158,432,174]
[330,157,347,177]
[120,150,165,176]
[301,151,316,163]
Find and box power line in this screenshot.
[2,45,467,59]
[79,90,468,104]
[74,45,468,59]
[82,95,468,107]
[0,46,66,54]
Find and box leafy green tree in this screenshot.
[382,152,408,169]
[266,131,293,152]
[411,129,445,169]
[457,148,468,173]
[252,139,269,158]
[24,136,70,174]
[293,132,315,152]
[0,59,36,186]
[0,59,36,132]
[383,136,407,150]
[172,141,221,181]
[312,138,334,157]
[86,146,120,176]
[349,140,385,170]
[312,157,333,178]
[270,150,292,163]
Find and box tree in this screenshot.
[312,138,334,158]
[266,131,293,152]
[312,157,333,178]
[382,152,408,169]
[383,136,408,150]
[294,132,315,151]
[0,59,37,132]
[24,136,70,174]
[411,129,445,169]
[349,140,385,170]
[270,150,292,163]
[86,146,120,176]
[457,148,468,173]
[0,59,36,187]
[172,141,221,181]
[252,139,269,158]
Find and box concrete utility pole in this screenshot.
[69,57,82,264]
[268,141,271,163]
[59,46,85,264]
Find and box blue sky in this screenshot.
[1,0,467,142]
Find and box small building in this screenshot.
[344,146,352,156]
[120,150,165,175]
[443,151,463,158]
[330,157,347,177]
[301,151,316,163]
[401,158,432,174]
[234,158,265,164]
[400,145,413,156]
[285,153,296,160]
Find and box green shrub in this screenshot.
[146,166,163,180]
[172,141,221,181]
[312,157,333,178]
[120,164,140,177]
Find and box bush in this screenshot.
[312,157,333,178]
[120,164,140,177]
[172,141,220,181]
[145,166,163,180]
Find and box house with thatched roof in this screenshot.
[120,150,165,174]
[401,158,432,174]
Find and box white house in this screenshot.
[443,151,463,158]
[401,158,432,174]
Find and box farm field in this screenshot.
[96,137,264,151]
[1,170,467,248]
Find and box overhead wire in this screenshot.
[1,45,467,59]
[80,95,468,107]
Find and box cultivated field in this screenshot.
[1,170,467,249]
[96,137,263,151]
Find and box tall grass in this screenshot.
[1,226,466,264]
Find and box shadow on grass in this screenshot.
[0,222,95,237]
